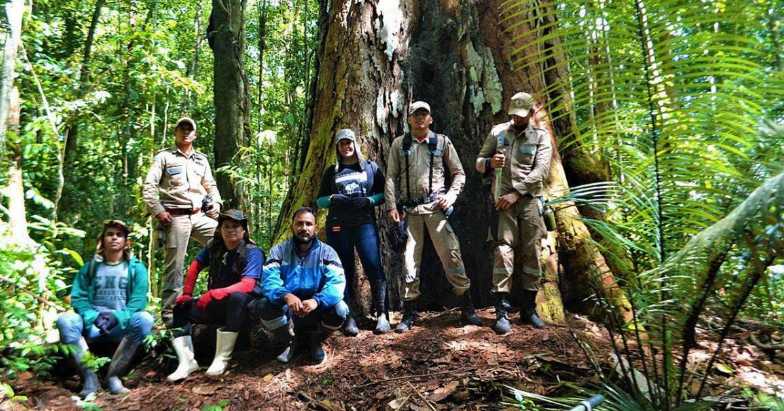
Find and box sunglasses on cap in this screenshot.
[103,219,129,230]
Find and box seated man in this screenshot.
[56,219,153,397]
[251,207,347,363]
[167,209,264,381]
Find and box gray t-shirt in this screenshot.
[92,261,129,312]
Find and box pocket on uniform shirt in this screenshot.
[166,166,184,187]
[519,144,537,165]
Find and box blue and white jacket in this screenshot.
[261,238,345,309]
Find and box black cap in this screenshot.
[218,209,247,223]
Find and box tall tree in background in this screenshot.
[276,0,633,319]
[210,0,250,210]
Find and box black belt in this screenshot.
[402,195,434,208]
[166,208,201,216]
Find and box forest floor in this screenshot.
[4,309,784,411]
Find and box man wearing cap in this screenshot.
[56,219,153,397]
[251,207,348,363]
[143,117,223,327]
[167,209,264,381]
[385,101,482,333]
[475,92,553,334]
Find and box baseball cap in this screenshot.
[508,93,534,117]
[335,129,356,143]
[175,117,197,131]
[218,209,248,223]
[408,101,431,115]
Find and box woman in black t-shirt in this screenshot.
[316,129,389,335]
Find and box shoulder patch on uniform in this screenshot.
[491,122,512,136]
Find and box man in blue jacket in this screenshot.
[56,219,153,397]
[251,207,347,363]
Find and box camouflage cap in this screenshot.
[175,117,197,131]
[408,101,431,115]
[508,93,534,117]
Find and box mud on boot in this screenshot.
[70,338,99,398]
[374,312,391,334]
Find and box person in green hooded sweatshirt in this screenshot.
[56,219,153,398]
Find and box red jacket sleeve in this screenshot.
[183,260,206,296]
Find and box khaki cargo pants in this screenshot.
[401,203,471,301]
[492,195,546,292]
[161,212,217,327]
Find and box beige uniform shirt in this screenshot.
[385,131,466,211]
[143,147,223,216]
[475,122,552,198]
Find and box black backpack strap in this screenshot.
[402,133,412,201]
[427,134,439,195]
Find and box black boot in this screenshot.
[308,323,335,363]
[521,290,546,329]
[493,293,511,335]
[69,338,99,398]
[273,321,298,363]
[105,337,142,394]
[395,300,418,333]
[373,281,390,334]
[343,313,359,337]
[459,292,483,326]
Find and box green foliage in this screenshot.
[0,221,76,377]
[201,399,231,411]
[502,0,784,408]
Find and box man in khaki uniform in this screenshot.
[475,92,552,334]
[143,117,222,327]
[385,101,482,333]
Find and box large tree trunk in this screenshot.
[278,0,630,321]
[0,0,25,157]
[211,0,250,210]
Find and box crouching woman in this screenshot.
[167,209,264,381]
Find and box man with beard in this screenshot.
[385,101,482,333]
[475,92,553,334]
[143,117,223,328]
[251,207,347,363]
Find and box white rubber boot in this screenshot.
[167,336,199,382]
[205,328,238,376]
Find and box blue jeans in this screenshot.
[56,311,154,347]
[326,223,387,314]
[252,297,348,333]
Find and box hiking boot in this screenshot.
[493,293,511,335]
[105,337,142,394]
[459,292,482,326]
[521,290,546,329]
[395,300,418,333]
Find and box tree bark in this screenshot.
[211,0,250,210]
[0,0,25,157]
[277,0,631,321]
